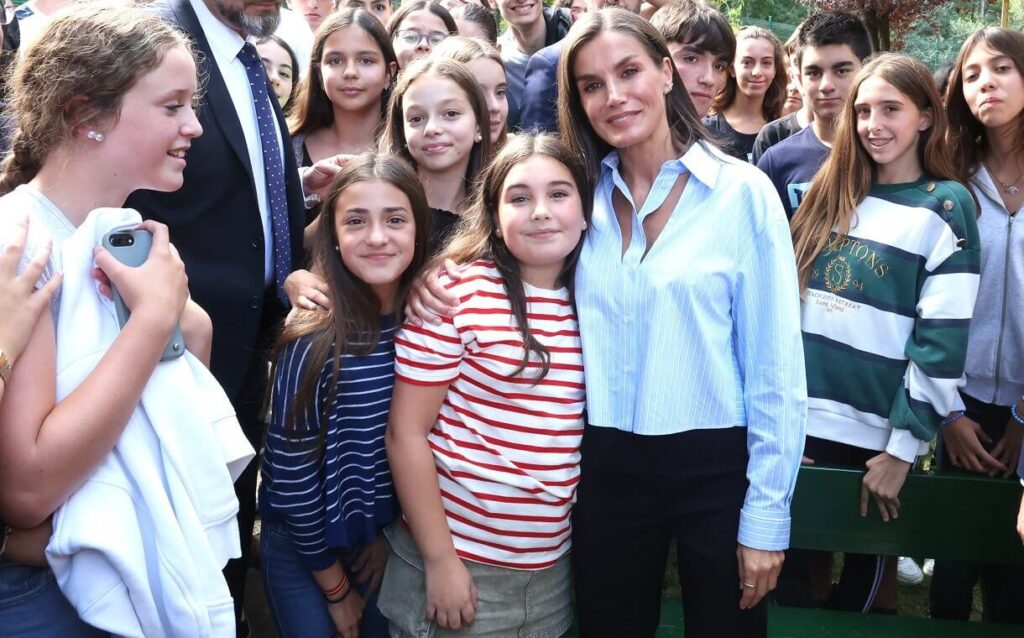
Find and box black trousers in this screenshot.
[222,296,282,633]
[571,426,766,638]
[773,437,889,613]
[929,392,1024,624]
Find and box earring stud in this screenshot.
[86,130,104,142]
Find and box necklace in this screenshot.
[985,161,1024,195]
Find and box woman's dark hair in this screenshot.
[382,56,491,195]
[449,2,497,44]
[712,26,786,123]
[933,60,955,100]
[386,1,458,39]
[288,9,397,139]
[270,152,433,442]
[445,133,593,378]
[945,27,1024,183]
[558,8,711,175]
[257,35,300,112]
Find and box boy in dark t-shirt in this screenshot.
[756,11,872,218]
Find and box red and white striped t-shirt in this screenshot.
[394,260,585,570]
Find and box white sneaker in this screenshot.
[922,558,934,576]
[897,556,924,585]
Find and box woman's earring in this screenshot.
[582,221,588,230]
[495,228,503,238]
[475,132,483,143]
[86,130,105,142]
[663,86,671,95]
[334,245,340,252]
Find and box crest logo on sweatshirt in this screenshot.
[824,255,852,294]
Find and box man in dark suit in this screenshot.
[519,0,644,134]
[126,0,308,631]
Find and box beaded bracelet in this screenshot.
[1011,403,1024,427]
[941,411,964,427]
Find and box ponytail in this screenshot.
[0,130,41,196]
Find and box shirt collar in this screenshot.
[189,0,253,67]
[600,140,723,190]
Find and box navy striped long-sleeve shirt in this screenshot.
[259,318,399,571]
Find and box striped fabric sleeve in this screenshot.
[887,190,981,462]
[394,300,466,385]
[734,204,808,552]
[263,340,335,571]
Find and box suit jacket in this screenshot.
[519,39,564,135]
[126,0,305,402]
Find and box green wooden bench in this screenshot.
[567,465,1024,637]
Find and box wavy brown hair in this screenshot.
[0,2,194,194]
[270,153,433,442]
[288,9,397,139]
[557,8,711,176]
[712,26,786,123]
[381,57,491,195]
[791,53,958,292]
[945,27,1024,185]
[443,133,592,378]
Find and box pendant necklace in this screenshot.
[986,161,1023,195]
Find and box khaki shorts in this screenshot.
[378,523,572,638]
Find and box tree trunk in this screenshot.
[861,9,884,51]
[879,21,891,50]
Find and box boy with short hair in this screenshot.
[755,11,873,219]
[650,0,735,118]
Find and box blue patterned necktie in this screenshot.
[237,42,292,305]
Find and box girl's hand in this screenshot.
[941,415,1007,476]
[351,536,389,598]
[284,269,331,311]
[93,221,188,334]
[424,554,478,629]
[327,588,365,638]
[991,418,1024,479]
[404,259,465,327]
[860,452,912,522]
[0,215,61,363]
[302,154,355,198]
[736,544,783,609]
[4,517,52,566]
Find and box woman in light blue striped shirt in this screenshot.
[407,9,806,637]
[553,10,806,637]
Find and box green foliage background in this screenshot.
[726,0,1024,69]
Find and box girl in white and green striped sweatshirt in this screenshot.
[782,53,981,613]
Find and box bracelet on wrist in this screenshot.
[322,571,349,599]
[1011,403,1024,427]
[941,411,964,427]
[325,584,353,605]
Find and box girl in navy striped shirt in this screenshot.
[259,153,432,638]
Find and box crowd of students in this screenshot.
[0,0,1021,637]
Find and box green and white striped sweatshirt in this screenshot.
[801,177,980,463]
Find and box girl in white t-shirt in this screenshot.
[379,133,590,637]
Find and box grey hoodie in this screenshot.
[960,166,1024,407]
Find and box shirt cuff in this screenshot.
[886,428,926,464]
[737,506,791,551]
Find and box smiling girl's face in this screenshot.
[402,74,480,174]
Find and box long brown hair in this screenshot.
[791,53,958,291]
[444,133,593,378]
[712,26,786,122]
[945,27,1024,184]
[557,8,711,176]
[270,153,433,443]
[381,57,491,194]
[0,3,193,194]
[287,9,397,139]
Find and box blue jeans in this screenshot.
[0,562,108,637]
[261,521,389,638]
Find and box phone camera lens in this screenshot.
[110,233,135,247]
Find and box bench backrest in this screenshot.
[789,465,1024,564]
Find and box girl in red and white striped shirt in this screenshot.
[380,133,591,637]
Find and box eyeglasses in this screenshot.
[394,29,447,47]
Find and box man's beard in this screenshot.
[213,0,281,38]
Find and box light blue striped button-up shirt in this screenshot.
[576,142,808,551]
